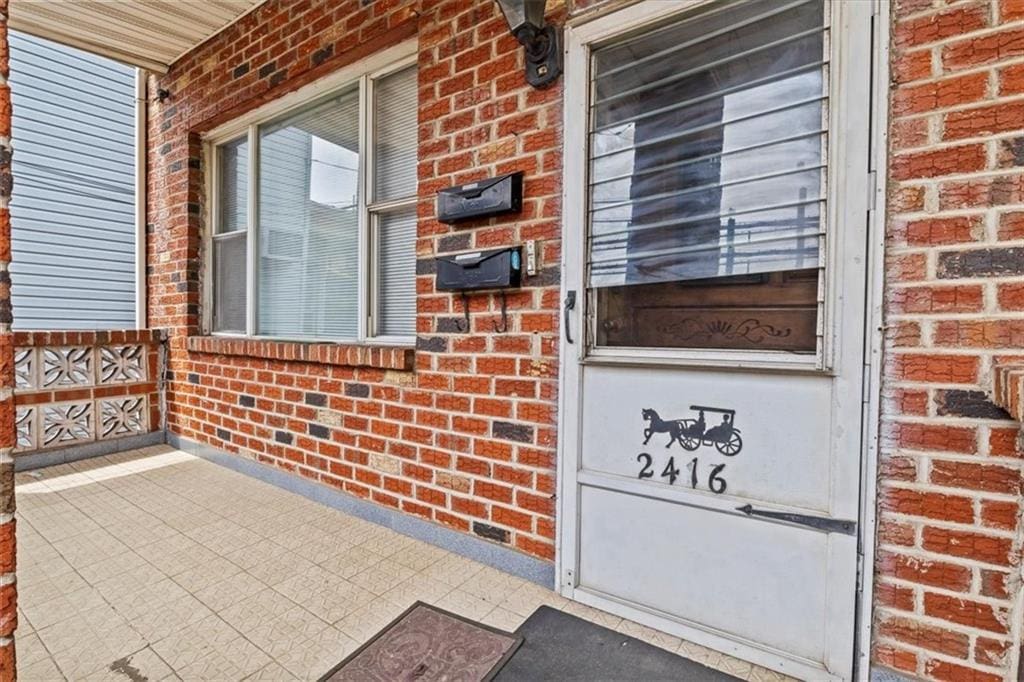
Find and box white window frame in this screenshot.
[563,0,865,373]
[202,39,418,345]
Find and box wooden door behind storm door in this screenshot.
[558,1,874,680]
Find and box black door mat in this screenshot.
[494,606,741,682]
[319,601,522,682]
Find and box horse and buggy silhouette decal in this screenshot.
[642,405,743,456]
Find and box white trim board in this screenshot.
[858,0,891,676]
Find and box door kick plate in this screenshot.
[737,504,857,536]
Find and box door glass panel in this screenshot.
[588,0,828,352]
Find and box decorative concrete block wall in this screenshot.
[12,330,163,454]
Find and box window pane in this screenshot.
[217,137,248,234]
[588,0,826,352]
[376,206,417,337]
[257,88,360,340]
[374,65,417,202]
[213,233,246,333]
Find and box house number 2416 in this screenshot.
[636,453,727,494]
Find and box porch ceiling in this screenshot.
[8,0,265,73]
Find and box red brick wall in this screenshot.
[147,0,1024,678]
[148,0,566,561]
[0,0,15,677]
[877,0,1024,679]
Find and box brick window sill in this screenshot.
[186,336,414,371]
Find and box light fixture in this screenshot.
[495,0,562,88]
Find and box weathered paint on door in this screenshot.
[558,2,876,679]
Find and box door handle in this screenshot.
[564,290,577,344]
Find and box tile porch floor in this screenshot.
[16,445,787,681]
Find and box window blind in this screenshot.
[587,0,827,289]
[213,135,248,333]
[373,64,418,337]
[217,137,248,235]
[374,65,417,203]
[213,233,246,333]
[376,206,417,336]
[256,88,361,340]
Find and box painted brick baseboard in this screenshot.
[13,431,166,472]
[871,665,916,682]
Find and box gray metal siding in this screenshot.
[8,32,136,330]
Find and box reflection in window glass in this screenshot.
[211,61,419,342]
[588,0,828,351]
[374,66,418,202]
[213,233,246,333]
[257,88,360,340]
[376,206,417,337]
[213,135,249,333]
[217,137,248,235]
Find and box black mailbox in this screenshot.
[437,172,523,224]
[436,247,521,291]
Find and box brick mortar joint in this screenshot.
[873,549,1019,580]
[877,572,1015,601]
[236,439,554,489]
[872,636,1007,674]
[879,507,1022,534]
[892,90,1024,119]
[223,445,553,530]
[874,621,1014,651]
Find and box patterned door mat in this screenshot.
[319,602,522,682]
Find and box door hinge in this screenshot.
[583,288,595,349]
[737,504,857,536]
[862,362,873,405]
[867,170,877,210]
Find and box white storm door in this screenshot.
[557,2,875,680]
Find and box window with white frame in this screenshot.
[210,60,418,342]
